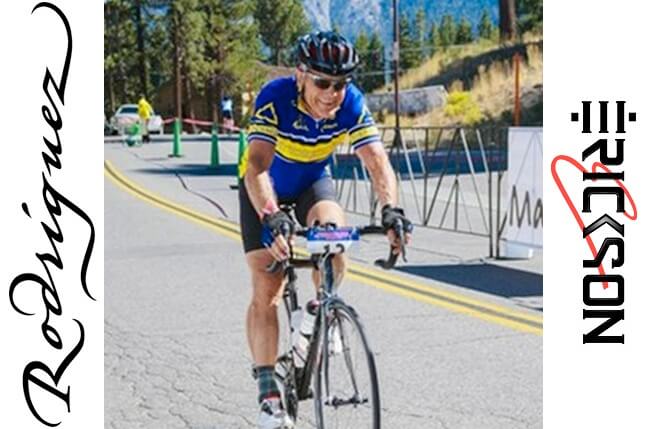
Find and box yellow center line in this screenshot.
[105,160,542,336]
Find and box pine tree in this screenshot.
[413,8,427,58]
[146,13,172,93]
[254,0,310,65]
[518,0,543,33]
[355,30,370,59]
[455,16,474,44]
[427,22,441,56]
[104,0,139,114]
[499,0,517,41]
[354,30,370,91]
[104,0,264,122]
[366,31,384,92]
[478,9,496,41]
[204,0,263,121]
[399,13,420,70]
[166,0,211,121]
[439,14,456,48]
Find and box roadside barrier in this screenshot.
[161,117,245,164]
[170,118,182,157]
[210,124,220,167]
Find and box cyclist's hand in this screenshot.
[262,211,295,261]
[381,205,413,255]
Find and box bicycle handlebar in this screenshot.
[265,223,408,274]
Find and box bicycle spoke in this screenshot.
[314,303,380,429]
[339,317,361,397]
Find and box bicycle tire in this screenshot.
[314,301,380,429]
[278,354,299,421]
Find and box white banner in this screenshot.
[545,0,647,427]
[0,1,103,428]
[505,127,543,252]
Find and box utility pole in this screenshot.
[171,0,182,120]
[134,0,148,98]
[392,0,402,148]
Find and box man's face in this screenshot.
[298,68,350,120]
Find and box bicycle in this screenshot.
[265,205,409,429]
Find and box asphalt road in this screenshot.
[105,139,542,429]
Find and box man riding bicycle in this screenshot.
[238,31,413,429]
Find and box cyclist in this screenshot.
[238,31,412,429]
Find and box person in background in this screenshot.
[137,96,153,143]
[221,95,235,133]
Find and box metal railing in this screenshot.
[331,126,509,257]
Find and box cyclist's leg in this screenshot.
[307,200,347,287]
[239,182,285,402]
[245,249,284,365]
[295,177,347,289]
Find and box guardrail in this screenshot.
[331,126,509,257]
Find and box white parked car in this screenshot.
[109,104,164,135]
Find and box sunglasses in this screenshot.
[306,71,351,91]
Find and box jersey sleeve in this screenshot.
[347,88,381,150]
[247,83,280,145]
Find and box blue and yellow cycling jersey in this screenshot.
[239,76,382,198]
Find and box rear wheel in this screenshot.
[314,302,380,428]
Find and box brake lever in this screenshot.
[374,247,399,270]
[374,223,403,270]
[399,244,408,263]
[374,220,409,269]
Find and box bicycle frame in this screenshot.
[271,217,407,424]
[281,248,343,400]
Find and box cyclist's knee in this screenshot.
[246,249,284,308]
[306,200,346,227]
[251,271,283,307]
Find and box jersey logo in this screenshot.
[322,122,338,130]
[254,102,278,125]
[292,115,309,131]
[357,104,371,124]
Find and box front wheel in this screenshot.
[314,302,380,428]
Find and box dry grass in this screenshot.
[376,38,501,93]
[378,33,543,127]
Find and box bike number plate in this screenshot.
[306,228,359,254]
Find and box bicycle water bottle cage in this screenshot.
[306,227,359,254]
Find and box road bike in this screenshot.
[266,205,408,428]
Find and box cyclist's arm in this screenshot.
[243,139,277,217]
[355,143,397,209]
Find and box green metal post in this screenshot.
[210,123,220,167]
[171,117,182,157]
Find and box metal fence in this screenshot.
[330,126,510,257]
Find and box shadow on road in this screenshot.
[137,163,239,176]
[396,262,542,302]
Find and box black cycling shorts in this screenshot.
[238,176,337,253]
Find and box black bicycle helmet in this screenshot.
[296,31,359,76]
